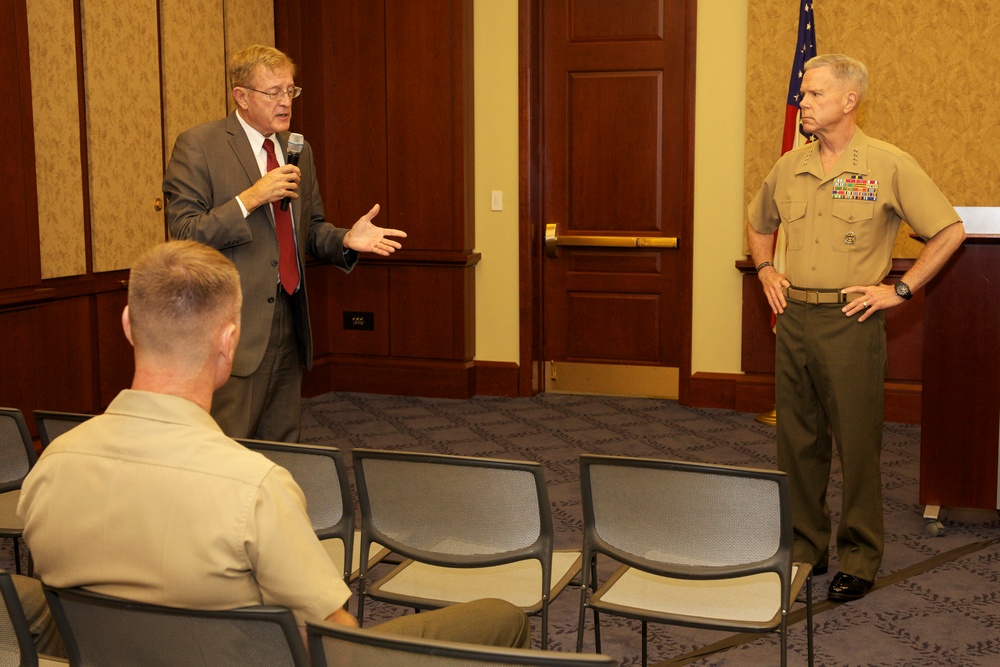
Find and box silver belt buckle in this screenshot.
[806,291,820,305]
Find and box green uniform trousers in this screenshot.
[775,299,886,582]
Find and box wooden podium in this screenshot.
[920,209,1000,534]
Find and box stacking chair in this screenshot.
[42,585,309,666]
[0,409,39,576]
[306,620,618,667]
[32,411,92,449]
[237,439,387,584]
[576,455,814,667]
[352,449,582,649]
[0,570,67,666]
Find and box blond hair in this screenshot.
[127,241,241,358]
[228,44,296,89]
[805,54,869,104]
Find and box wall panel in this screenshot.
[82,0,165,272]
[2,0,37,289]
[278,0,479,398]
[160,0,227,161]
[26,0,87,279]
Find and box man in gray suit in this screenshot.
[163,44,405,442]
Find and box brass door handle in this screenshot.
[544,223,678,258]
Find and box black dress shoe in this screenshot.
[827,572,873,601]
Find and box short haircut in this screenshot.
[805,53,869,104]
[229,44,296,89]
[127,241,242,358]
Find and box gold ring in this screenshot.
[863,301,868,308]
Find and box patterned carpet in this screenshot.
[299,392,1000,667]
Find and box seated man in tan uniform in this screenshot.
[17,240,530,649]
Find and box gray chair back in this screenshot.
[352,449,574,648]
[577,455,811,667]
[32,411,92,450]
[237,439,355,582]
[43,585,308,667]
[306,621,617,667]
[0,410,36,492]
[354,449,550,567]
[0,409,38,575]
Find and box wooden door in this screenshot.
[539,0,695,398]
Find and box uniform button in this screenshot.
[268,297,275,304]
[815,239,820,244]
[818,211,823,216]
[271,259,279,267]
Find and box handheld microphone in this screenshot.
[281,133,304,210]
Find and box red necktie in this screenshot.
[263,138,300,295]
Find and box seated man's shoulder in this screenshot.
[43,407,275,485]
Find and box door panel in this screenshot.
[541,0,694,398]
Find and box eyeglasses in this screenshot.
[242,86,302,101]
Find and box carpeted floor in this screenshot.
[299,392,1000,667]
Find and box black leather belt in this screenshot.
[784,287,864,304]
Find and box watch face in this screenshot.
[896,282,912,299]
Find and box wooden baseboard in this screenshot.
[304,356,475,399]
[474,361,521,397]
[686,372,921,424]
[304,357,523,399]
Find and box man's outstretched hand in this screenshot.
[343,204,406,256]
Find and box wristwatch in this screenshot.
[894,281,913,300]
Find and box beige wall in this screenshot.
[473,0,521,363]
[691,0,747,374]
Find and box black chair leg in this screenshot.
[12,539,21,575]
[641,620,648,667]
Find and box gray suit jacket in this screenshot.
[163,111,356,375]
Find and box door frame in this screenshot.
[516,0,697,402]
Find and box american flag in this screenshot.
[782,0,817,154]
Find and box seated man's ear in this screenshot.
[121,306,135,347]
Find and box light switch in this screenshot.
[490,190,503,212]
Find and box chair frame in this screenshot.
[0,408,37,495]
[32,410,92,450]
[306,620,617,667]
[43,584,309,667]
[576,454,813,667]
[0,408,40,575]
[237,439,357,583]
[352,448,581,649]
[0,569,41,665]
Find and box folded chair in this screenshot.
[42,584,308,667]
[576,455,814,667]
[0,570,67,665]
[32,410,92,449]
[237,439,388,585]
[0,408,39,575]
[352,449,582,649]
[306,620,617,667]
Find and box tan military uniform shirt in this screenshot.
[17,390,351,625]
[749,128,958,289]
